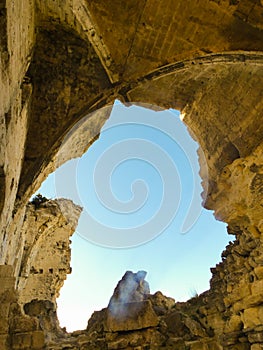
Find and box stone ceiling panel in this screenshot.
[86,0,147,76]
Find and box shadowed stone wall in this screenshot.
[0,0,262,349]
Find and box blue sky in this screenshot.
[37,101,232,331]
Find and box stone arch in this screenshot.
[0,0,263,348]
[17,49,263,219]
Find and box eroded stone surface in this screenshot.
[0,0,263,349]
[106,300,159,332]
[17,198,82,304]
[105,271,158,332]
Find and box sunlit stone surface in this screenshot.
[0,0,263,348]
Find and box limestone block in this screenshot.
[164,311,186,335]
[251,280,263,298]
[108,270,150,306]
[233,288,263,312]
[0,276,15,293]
[0,317,9,335]
[0,302,10,334]
[184,317,207,338]
[129,334,144,347]
[11,332,32,349]
[108,338,129,349]
[10,315,38,333]
[189,341,209,350]
[227,344,250,350]
[32,331,45,349]
[227,283,251,304]
[149,291,175,315]
[205,313,226,333]
[251,344,263,350]
[75,334,90,345]
[0,265,14,277]
[0,265,15,294]
[207,341,222,350]
[105,300,158,332]
[243,306,263,329]
[254,266,263,280]
[0,334,8,349]
[165,337,186,349]
[248,332,263,343]
[224,315,243,332]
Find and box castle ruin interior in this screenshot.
[0,0,263,349]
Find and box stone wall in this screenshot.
[0,0,263,349]
[0,0,35,268]
[0,198,81,350]
[17,198,82,304]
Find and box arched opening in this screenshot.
[34,100,233,331]
[1,1,262,347]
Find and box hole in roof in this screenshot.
[35,100,233,331]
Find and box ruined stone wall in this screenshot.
[0,0,263,349]
[0,199,81,350]
[0,264,46,350]
[0,0,35,267]
[17,198,82,304]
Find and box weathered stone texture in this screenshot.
[0,0,263,349]
[0,0,35,267]
[17,198,82,304]
[105,271,158,332]
[106,300,159,332]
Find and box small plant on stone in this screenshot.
[31,193,48,209]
